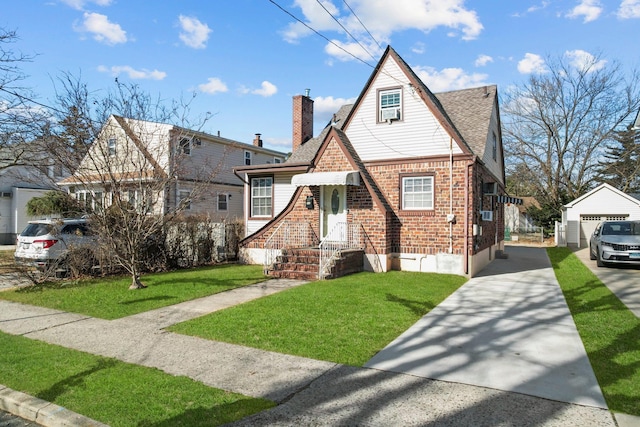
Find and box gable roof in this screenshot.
[343,46,475,156]
[434,85,498,157]
[564,183,640,208]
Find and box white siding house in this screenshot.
[561,183,640,247]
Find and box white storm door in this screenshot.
[321,185,346,240]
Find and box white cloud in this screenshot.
[564,49,607,72]
[198,77,228,95]
[324,39,384,63]
[566,0,603,22]
[281,0,483,62]
[413,66,489,92]
[411,42,426,54]
[75,12,127,45]
[252,81,278,97]
[517,53,547,74]
[617,0,640,18]
[60,0,112,10]
[97,65,166,80]
[313,95,357,123]
[475,54,493,67]
[178,15,211,49]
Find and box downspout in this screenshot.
[464,160,473,275]
[449,137,453,254]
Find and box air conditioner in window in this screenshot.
[483,182,497,196]
[480,210,493,221]
[381,107,401,122]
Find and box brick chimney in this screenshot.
[292,89,313,152]
[253,133,263,147]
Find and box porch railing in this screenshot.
[319,222,364,279]
[264,221,319,274]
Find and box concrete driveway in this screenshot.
[572,247,640,317]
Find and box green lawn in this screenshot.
[0,331,274,427]
[169,271,467,366]
[547,247,640,416]
[0,264,266,319]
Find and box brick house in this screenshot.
[235,46,507,278]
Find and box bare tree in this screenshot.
[502,52,640,208]
[48,76,230,289]
[0,27,52,170]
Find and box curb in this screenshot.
[0,385,108,427]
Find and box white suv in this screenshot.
[14,218,94,271]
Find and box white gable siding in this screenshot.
[346,56,464,162]
[565,187,640,221]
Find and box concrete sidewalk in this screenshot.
[0,248,624,426]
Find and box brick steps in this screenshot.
[267,247,364,280]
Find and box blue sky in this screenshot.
[4,0,640,152]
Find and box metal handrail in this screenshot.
[318,222,364,279]
[264,221,318,273]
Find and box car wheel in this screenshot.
[589,245,596,260]
[596,247,605,267]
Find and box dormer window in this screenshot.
[379,88,402,122]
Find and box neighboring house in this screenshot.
[559,183,640,247]
[235,46,508,278]
[0,142,70,244]
[58,115,286,221]
[504,196,538,233]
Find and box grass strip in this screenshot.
[547,247,640,416]
[0,264,266,319]
[169,271,467,366]
[0,331,274,426]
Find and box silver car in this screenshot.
[589,220,640,267]
[14,218,94,271]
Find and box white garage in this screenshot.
[561,183,640,248]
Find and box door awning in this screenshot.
[291,170,360,187]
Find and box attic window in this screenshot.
[492,132,497,161]
[108,138,116,156]
[379,88,402,122]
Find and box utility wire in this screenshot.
[342,0,383,51]
[267,0,375,69]
[314,0,377,62]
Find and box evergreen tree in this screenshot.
[595,126,640,193]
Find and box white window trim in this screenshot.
[217,193,229,211]
[274,157,282,164]
[107,138,116,156]
[401,175,434,210]
[379,87,402,123]
[244,150,252,166]
[178,189,191,210]
[250,176,273,218]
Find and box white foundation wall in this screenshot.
[389,252,465,276]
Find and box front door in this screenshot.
[321,185,346,240]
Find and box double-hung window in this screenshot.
[402,175,434,210]
[217,193,228,211]
[180,138,191,155]
[251,177,272,217]
[108,138,117,156]
[178,189,191,210]
[244,150,252,166]
[379,88,402,122]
